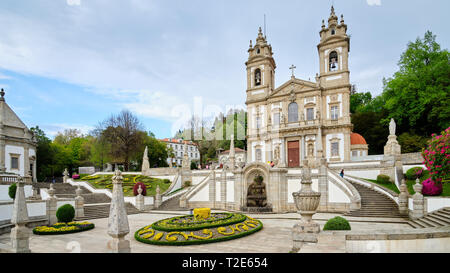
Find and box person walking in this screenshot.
[340,169,344,178]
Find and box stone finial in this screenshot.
[107,169,131,253]
[0,88,5,102]
[48,184,55,197]
[331,5,335,16]
[137,184,143,195]
[412,178,424,219]
[75,184,83,197]
[156,185,160,195]
[321,19,325,29]
[249,40,252,48]
[11,177,29,226]
[11,177,31,253]
[340,14,345,24]
[413,178,423,194]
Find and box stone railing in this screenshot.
[0,175,32,184]
[401,152,424,165]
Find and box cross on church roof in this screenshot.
[289,64,296,78]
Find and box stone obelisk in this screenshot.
[107,170,131,253]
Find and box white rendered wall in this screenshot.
[345,169,380,180]
[425,197,450,213]
[287,179,318,203]
[328,180,351,203]
[216,181,221,201]
[5,145,25,176]
[0,185,33,201]
[189,184,210,202]
[226,181,234,202]
[56,200,75,210]
[0,201,47,222]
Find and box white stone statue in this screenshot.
[389,118,396,136]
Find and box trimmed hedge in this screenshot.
[323,216,351,231]
[376,174,391,184]
[405,167,424,180]
[8,183,17,199]
[135,216,263,246]
[56,204,75,223]
[152,213,246,232]
[33,222,95,235]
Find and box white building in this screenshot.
[0,89,37,181]
[160,138,200,166]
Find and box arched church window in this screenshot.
[329,51,338,71]
[255,68,261,86]
[288,102,298,122]
[331,28,336,35]
[257,48,261,54]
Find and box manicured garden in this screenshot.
[134,209,263,246]
[73,174,172,197]
[33,204,95,235]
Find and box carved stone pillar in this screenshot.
[411,178,424,220]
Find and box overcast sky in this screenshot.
[0,0,448,139]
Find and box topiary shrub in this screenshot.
[323,216,351,231]
[8,183,17,199]
[376,174,391,184]
[56,204,75,223]
[133,182,147,196]
[405,167,424,180]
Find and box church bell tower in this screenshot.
[245,27,276,104]
[317,6,350,88]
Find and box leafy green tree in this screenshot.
[350,92,373,114]
[30,126,54,181]
[381,31,450,136]
[397,132,428,153]
[351,110,389,155]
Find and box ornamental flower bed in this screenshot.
[135,212,263,246]
[33,221,95,235]
[72,174,80,179]
[422,127,450,185]
[422,178,443,196]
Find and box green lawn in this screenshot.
[365,173,450,197]
[74,174,172,197]
[365,179,400,194]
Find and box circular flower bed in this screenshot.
[135,212,263,246]
[33,221,95,235]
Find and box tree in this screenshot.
[30,126,54,181]
[381,31,450,136]
[54,129,82,145]
[397,132,428,153]
[350,92,373,114]
[351,110,389,155]
[100,110,146,171]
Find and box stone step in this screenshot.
[434,211,450,220]
[417,217,442,228]
[437,210,450,217]
[407,220,428,228]
[75,203,140,221]
[427,214,450,225]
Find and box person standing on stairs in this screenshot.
[340,169,344,178]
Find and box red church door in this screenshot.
[288,141,300,167]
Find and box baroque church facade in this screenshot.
[246,6,365,167]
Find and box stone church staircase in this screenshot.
[344,181,405,218]
[38,182,141,221]
[407,207,450,228]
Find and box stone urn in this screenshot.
[292,161,321,251]
[292,162,321,223]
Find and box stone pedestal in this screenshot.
[11,178,31,253]
[135,185,145,211]
[107,170,131,253]
[411,178,424,220]
[75,185,84,218]
[154,185,162,209]
[46,184,57,225]
[398,179,409,216]
[292,161,321,252]
[384,135,402,156]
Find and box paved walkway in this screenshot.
[0,211,412,253]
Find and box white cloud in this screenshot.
[367,0,381,6]
[41,123,95,138]
[0,72,11,80]
[67,0,81,6]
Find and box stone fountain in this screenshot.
[292,160,321,251]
